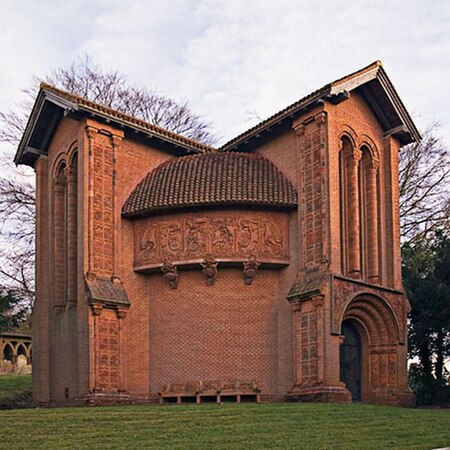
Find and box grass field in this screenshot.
[0,374,32,409]
[0,401,449,450]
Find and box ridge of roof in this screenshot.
[39,82,215,153]
[330,60,382,88]
[219,60,418,151]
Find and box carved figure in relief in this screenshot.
[160,259,178,289]
[263,219,284,256]
[243,255,260,285]
[201,255,218,286]
[237,218,259,254]
[186,219,208,254]
[160,222,182,256]
[211,219,233,253]
[140,225,156,260]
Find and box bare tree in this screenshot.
[0,55,217,145]
[0,56,218,307]
[399,123,450,243]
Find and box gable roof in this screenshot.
[15,61,420,167]
[220,61,420,152]
[15,83,214,167]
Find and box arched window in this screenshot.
[359,146,380,283]
[339,136,361,278]
[339,137,380,283]
[52,162,67,309]
[67,152,78,307]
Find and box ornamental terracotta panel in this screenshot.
[133,210,290,270]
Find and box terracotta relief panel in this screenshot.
[134,210,289,269]
[296,113,328,270]
[91,134,114,275]
[97,310,120,392]
[300,311,318,386]
[370,352,397,387]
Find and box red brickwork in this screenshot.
[27,65,415,407]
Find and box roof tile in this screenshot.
[122,152,298,217]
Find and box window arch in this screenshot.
[52,162,67,309]
[339,136,380,283]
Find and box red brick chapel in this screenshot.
[15,61,419,406]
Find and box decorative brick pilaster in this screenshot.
[293,111,329,271]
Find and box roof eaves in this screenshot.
[376,67,421,142]
[77,102,211,154]
[39,83,214,154]
[14,89,71,165]
[219,86,330,152]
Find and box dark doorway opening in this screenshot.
[340,320,362,401]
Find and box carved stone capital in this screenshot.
[289,300,302,313]
[352,148,362,162]
[293,123,306,136]
[312,295,324,309]
[85,126,98,141]
[370,158,380,170]
[314,112,326,125]
[91,303,103,316]
[116,307,128,320]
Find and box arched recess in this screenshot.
[339,293,402,402]
[17,344,26,356]
[358,144,380,283]
[3,343,13,361]
[339,134,360,277]
[52,160,67,309]
[66,150,78,307]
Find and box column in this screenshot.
[366,160,380,283]
[347,149,362,278]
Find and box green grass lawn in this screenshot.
[0,402,448,450]
[0,374,32,409]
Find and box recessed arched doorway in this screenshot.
[340,320,362,401]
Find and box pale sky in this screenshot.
[0,0,449,149]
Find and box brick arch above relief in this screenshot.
[133,209,291,272]
[330,275,406,343]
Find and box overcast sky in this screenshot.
[1,0,449,149]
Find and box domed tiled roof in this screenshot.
[122,152,298,217]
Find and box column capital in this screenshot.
[293,123,306,136]
[352,148,362,162]
[85,126,98,140]
[91,303,103,316]
[314,111,327,125]
[289,300,302,313]
[116,307,128,320]
[369,158,380,170]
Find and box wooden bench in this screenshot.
[159,380,260,404]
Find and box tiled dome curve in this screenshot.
[122,152,298,217]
